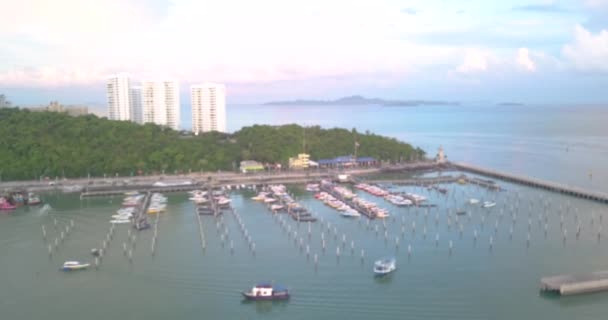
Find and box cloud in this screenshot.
[512,3,567,12]
[456,49,490,74]
[562,25,608,72]
[584,0,608,8]
[516,48,536,71]
[401,7,417,15]
[0,0,471,87]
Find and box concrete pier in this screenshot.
[541,271,608,295]
[451,162,608,203]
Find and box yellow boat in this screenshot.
[148,208,159,214]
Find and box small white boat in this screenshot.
[341,210,361,218]
[270,204,284,211]
[483,201,496,208]
[111,213,132,219]
[374,257,396,276]
[218,198,232,206]
[110,219,131,224]
[263,198,277,204]
[62,261,90,271]
[469,198,480,204]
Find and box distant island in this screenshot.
[496,102,525,106]
[265,95,460,107]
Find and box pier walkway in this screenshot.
[451,162,608,203]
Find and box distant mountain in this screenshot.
[264,95,460,107]
[496,102,525,106]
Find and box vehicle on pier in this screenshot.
[242,283,290,301]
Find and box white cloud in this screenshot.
[0,0,472,87]
[456,49,490,73]
[584,0,608,8]
[562,25,608,72]
[516,48,536,71]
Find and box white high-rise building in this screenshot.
[191,83,226,134]
[106,74,132,121]
[141,80,181,130]
[130,86,143,124]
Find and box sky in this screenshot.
[1,0,608,107]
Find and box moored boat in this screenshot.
[0,198,16,211]
[27,193,42,205]
[374,257,397,276]
[242,283,290,301]
[61,261,90,271]
[483,201,496,208]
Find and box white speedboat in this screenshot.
[110,219,131,224]
[62,261,90,271]
[373,257,396,276]
[341,210,361,218]
[483,201,496,208]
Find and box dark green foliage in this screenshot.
[0,108,424,180]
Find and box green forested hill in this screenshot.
[0,108,424,180]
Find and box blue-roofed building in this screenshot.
[316,155,377,168]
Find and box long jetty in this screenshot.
[451,162,608,203]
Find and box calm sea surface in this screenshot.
[2,104,608,319]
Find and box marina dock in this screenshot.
[541,271,608,295]
[451,162,608,203]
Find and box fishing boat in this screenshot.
[469,198,480,205]
[373,257,397,276]
[61,261,90,271]
[483,201,496,208]
[242,283,290,301]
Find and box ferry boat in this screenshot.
[374,257,397,276]
[242,283,290,301]
[61,261,90,271]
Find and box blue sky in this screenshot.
[1,0,607,108]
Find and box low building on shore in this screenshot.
[288,153,311,169]
[240,160,264,173]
